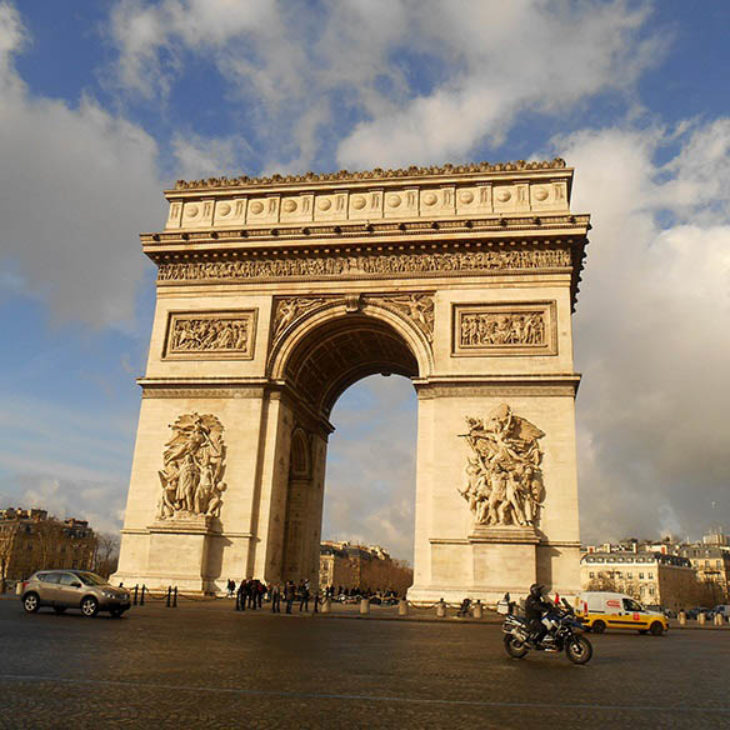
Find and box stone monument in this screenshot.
[112,159,590,601]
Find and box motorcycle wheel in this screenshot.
[565,635,593,665]
[503,634,529,659]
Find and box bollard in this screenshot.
[321,597,331,614]
[140,585,146,606]
[436,598,446,618]
[173,586,178,608]
[359,597,370,615]
[166,586,172,608]
[714,613,723,627]
[698,612,706,626]
[473,599,483,620]
[398,598,408,616]
[678,611,686,626]
[133,585,139,606]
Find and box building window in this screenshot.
[627,572,633,579]
[648,573,654,579]
[649,586,655,595]
[589,572,595,579]
[639,573,644,580]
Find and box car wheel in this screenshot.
[53,607,67,615]
[592,620,606,634]
[650,621,664,636]
[23,593,40,614]
[80,596,99,617]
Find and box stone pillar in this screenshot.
[698,612,706,626]
[359,598,370,615]
[398,598,408,616]
[321,597,331,614]
[473,600,483,619]
[436,598,446,618]
[678,611,686,626]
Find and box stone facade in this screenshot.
[582,550,701,613]
[0,508,96,586]
[112,159,590,601]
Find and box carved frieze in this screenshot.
[453,302,556,356]
[157,413,227,521]
[458,404,545,528]
[164,310,256,360]
[158,247,572,283]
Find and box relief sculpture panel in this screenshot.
[157,413,227,521]
[458,404,545,528]
[453,301,556,356]
[164,310,256,360]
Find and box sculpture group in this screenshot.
[157,413,227,520]
[459,404,545,528]
[459,311,545,348]
[170,317,249,352]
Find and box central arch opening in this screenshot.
[276,311,422,588]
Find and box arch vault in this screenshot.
[113,159,591,602]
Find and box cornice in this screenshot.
[142,212,591,252]
[170,158,568,192]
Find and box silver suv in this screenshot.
[21,570,131,618]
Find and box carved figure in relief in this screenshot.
[170,317,249,353]
[156,413,226,520]
[388,294,435,341]
[273,298,327,340]
[459,311,545,348]
[458,404,545,528]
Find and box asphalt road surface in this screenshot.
[1,598,728,729]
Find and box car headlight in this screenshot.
[102,590,116,598]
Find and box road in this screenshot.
[0,598,728,729]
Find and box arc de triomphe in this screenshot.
[112,159,590,602]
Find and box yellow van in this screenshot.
[576,592,669,635]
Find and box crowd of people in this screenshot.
[225,579,402,612]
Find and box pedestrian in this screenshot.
[236,579,245,611]
[299,579,310,612]
[248,579,257,610]
[227,578,235,598]
[271,582,281,613]
[285,580,295,613]
[257,580,264,609]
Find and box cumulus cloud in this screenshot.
[0,2,163,327]
[559,120,730,543]
[323,375,417,560]
[109,0,662,175]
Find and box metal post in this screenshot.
[140,585,146,606]
[133,585,139,606]
[173,586,178,608]
[166,586,171,608]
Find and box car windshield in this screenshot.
[76,572,108,586]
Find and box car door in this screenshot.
[56,572,84,608]
[37,572,63,605]
[621,597,647,628]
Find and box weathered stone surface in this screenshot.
[113,162,590,602]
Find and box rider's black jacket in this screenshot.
[525,594,554,622]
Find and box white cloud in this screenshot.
[0,2,163,327]
[109,0,663,175]
[557,120,730,543]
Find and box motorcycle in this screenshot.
[499,593,593,665]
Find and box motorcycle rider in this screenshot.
[525,583,555,646]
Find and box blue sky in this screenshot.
[1,1,729,558]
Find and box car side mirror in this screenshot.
[71,582,81,588]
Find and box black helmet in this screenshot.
[529,583,545,599]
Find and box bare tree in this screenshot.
[92,533,120,578]
[0,522,21,593]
